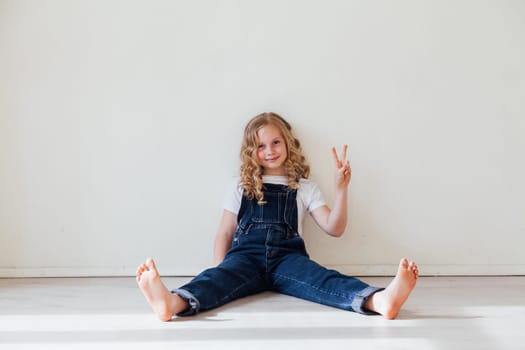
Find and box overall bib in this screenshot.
[173,183,382,316]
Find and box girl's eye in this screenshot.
[258,144,264,149]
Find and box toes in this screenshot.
[146,258,158,271]
[399,259,419,279]
[408,262,419,278]
[410,265,419,279]
[137,264,147,274]
[136,263,151,282]
[136,266,145,281]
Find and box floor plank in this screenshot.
[1,276,524,349]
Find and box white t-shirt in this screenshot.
[223,175,327,235]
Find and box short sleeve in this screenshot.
[301,179,326,212]
[222,178,243,214]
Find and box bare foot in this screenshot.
[136,258,187,321]
[364,258,419,320]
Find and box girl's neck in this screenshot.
[262,170,287,176]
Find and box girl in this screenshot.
[137,112,419,320]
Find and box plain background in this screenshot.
[1,0,524,277]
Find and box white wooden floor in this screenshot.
[1,276,524,350]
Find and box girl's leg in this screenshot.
[271,254,381,314]
[271,254,418,319]
[174,252,267,316]
[137,253,267,320]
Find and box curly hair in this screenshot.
[240,112,310,204]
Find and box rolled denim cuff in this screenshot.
[171,288,201,316]
[351,286,384,315]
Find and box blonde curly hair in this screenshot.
[240,112,310,204]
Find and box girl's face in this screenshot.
[256,124,287,176]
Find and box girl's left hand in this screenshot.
[332,145,351,189]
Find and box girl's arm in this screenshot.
[310,145,351,237]
[213,209,238,265]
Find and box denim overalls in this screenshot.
[173,183,382,316]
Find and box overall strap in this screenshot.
[283,189,299,234]
[237,192,251,231]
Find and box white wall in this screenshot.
[1,0,524,277]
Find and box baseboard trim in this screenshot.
[1,264,524,278]
[330,264,525,276]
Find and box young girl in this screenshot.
[136,112,419,320]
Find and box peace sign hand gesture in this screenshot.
[332,144,351,189]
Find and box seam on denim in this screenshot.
[282,191,288,223]
[264,227,271,273]
[272,272,356,299]
[208,274,264,310]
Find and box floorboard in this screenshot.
[1,276,524,349]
